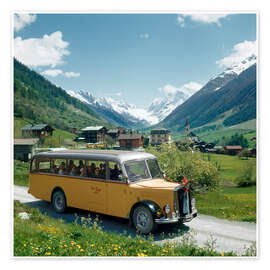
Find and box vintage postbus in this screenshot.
[29,150,197,234]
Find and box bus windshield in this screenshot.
[124,159,162,182]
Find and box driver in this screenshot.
[125,166,137,181]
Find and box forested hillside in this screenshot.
[14,59,111,132]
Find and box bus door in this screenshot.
[105,161,128,218]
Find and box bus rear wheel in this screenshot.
[52,190,67,213]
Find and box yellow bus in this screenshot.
[29,150,197,234]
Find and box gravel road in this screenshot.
[14,185,257,255]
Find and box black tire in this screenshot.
[132,205,156,234]
[52,190,67,213]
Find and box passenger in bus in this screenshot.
[80,167,85,177]
[86,165,93,177]
[70,165,77,176]
[76,160,84,174]
[99,163,106,179]
[58,162,66,175]
[90,163,96,175]
[50,165,57,174]
[68,160,75,172]
[94,167,100,178]
[111,164,120,180]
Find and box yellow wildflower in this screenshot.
[137,253,148,257]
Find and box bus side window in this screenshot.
[37,158,50,173]
[108,162,122,181]
[86,160,106,179]
[55,159,67,175]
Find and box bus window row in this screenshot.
[31,158,123,181]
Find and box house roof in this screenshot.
[118,134,144,140]
[81,126,104,131]
[108,129,119,134]
[151,128,170,134]
[14,138,39,145]
[21,124,53,131]
[225,145,243,150]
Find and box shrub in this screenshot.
[236,161,256,187]
[238,149,251,159]
[146,143,220,192]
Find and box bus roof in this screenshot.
[32,149,156,163]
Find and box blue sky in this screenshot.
[14,13,257,108]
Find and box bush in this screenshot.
[146,144,220,192]
[236,161,256,187]
[238,149,251,159]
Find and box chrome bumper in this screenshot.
[154,210,197,225]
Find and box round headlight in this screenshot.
[191,198,196,209]
[164,204,171,214]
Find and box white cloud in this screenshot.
[14,31,70,68]
[64,72,80,78]
[115,92,122,97]
[216,40,257,68]
[41,69,80,78]
[139,33,149,39]
[177,14,228,27]
[41,69,63,77]
[14,13,37,32]
[160,82,202,97]
[176,16,185,28]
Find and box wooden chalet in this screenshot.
[107,129,120,139]
[14,138,39,161]
[80,126,107,143]
[21,124,54,138]
[118,134,144,149]
[225,145,243,155]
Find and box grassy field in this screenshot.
[196,153,257,222]
[195,186,256,222]
[14,160,29,187]
[201,153,256,183]
[14,200,241,257]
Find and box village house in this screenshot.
[118,134,144,149]
[80,126,108,143]
[14,138,39,162]
[107,129,120,140]
[224,145,243,155]
[150,128,171,145]
[117,127,126,135]
[21,124,54,138]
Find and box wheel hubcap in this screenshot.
[137,211,149,228]
[55,195,64,210]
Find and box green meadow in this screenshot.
[14,200,239,257]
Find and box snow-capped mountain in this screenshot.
[147,82,203,122]
[65,54,257,129]
[210,54,257,91]
[65,89,159,126]
[159,54,257,131]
